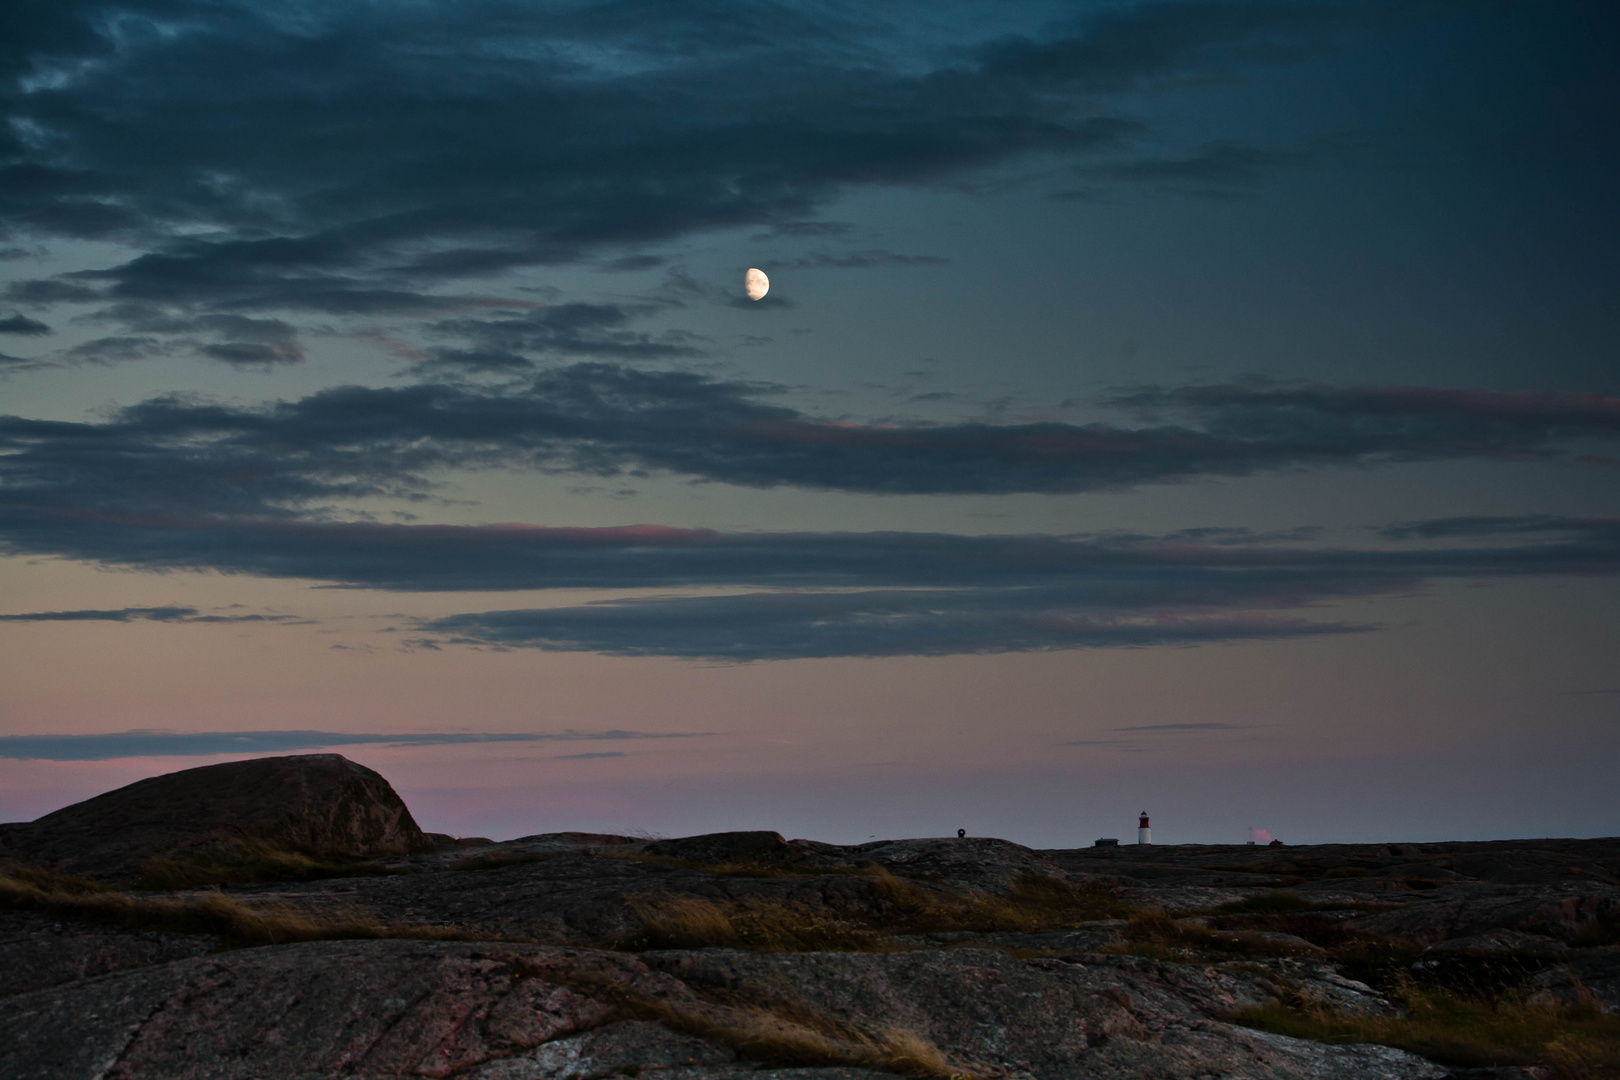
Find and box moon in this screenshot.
[744,267,769,301]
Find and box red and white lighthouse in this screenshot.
[1137,812,1152,846]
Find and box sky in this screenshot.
[1,0,1616,848]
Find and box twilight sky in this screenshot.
[1,0,1616,847]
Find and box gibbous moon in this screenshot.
[744,267,770,300]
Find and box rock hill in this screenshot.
[1,755,1616,1079]
[0,753,432,879]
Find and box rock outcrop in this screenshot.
[3,759,1617,1077]
[0,939,1447,1080]
[2,753,432,879]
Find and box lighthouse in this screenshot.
[1137,812,1152,845]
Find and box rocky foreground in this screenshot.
[1,756,1616,1079]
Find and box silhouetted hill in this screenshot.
[0,753,432,880]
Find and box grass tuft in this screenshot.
[875,869,1130,934]
[625,896,897,952]
[515,957,974,1079]
[1115,906,1319,960]
[1232,979,1620,1078]
[0,870,474,946]
[133,842,394,890]
[621,871,1130,953]
[0,860,111,895]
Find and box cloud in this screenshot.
[0,314,51,335]
[0,606,293,624]
[598,255,668,272]
[199,342,303,367]
[422,589,1366,661]
[1084,140,1308,195]
[64,336,164,363]
[418,304,704,375]
[1113,723,1248,732]
[554,751,626,760]
[0,495,1615,660]
[75,307,308,367]
[382,516,1620,659]
[1375,515,1610,541]
[781,250,950,269]
[0,349,49,373]
[1,372,1615,537]
[0,1,1362,322]
[0,728,714,761]
[756,221,855,238]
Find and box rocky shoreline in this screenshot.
[2,756,1615,1079]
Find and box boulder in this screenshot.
[4,754,433,880]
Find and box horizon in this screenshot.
[2,1,1617,848]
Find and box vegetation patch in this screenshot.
[133,842,395,890]
[1575,918,1620,949]
[1327,937,1556,1001]
[873,869,1130,935]
[624,896,900,953]
[621,870,1131,953]
[1112,907,1320,960]
[1213,892,1356,915]
[514,956,975,1079]
[0,870,476,947]
[1232,981,1620,1079]
[0,860,110,895]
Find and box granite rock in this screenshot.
[3,754,434,880]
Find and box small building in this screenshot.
[1093,838,1119,847]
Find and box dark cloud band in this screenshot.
[2,515,1613,660]
[0,0,1343,321]
[0,606,291,624]
[1,369,1614,539]
[420,590,1366,661]
[0,728,713,761]
[394,515,1620,659]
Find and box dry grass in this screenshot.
[0,860,110,895]
[1212,891,1352,916]
[1576,919,1620,948]
[621,869,1129,953]
[625,896,898,952]
[872,868,1129,934]
[515,956,974,1079]
[1233,980,1620,1079]
[1111,907,1319,960]
[134,842,394,890]
[0,870,474,946]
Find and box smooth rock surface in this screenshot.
[0,911,218,997]
[0,939,1448,1080]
